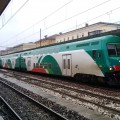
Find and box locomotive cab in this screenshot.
[105,39,120,85]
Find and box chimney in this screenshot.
[85,23,88,27]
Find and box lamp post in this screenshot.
[40,28,41,47]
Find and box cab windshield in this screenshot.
[107,44,120,57]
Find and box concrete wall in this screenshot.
[35,39,55,47]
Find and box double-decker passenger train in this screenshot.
[0,35,120,85]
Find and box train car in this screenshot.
[0,35,120,85]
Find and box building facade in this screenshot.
[35,34,57,47]
[1,22,120,55]
[56,22,120,43]
[0,42,36,55]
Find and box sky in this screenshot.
[0,0,120,50]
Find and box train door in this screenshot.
[27,57,31,71]
[62,54,72,76]
[92,50,104,68]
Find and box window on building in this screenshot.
[117,26,120,29]
[72,36,74,39]
[68,37,69,40]
[82,34,84,37]
[77,35,79,39]
[88,30,102,36]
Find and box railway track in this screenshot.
[17,74,120,112]
[0,96,22,120]
[0,79,68,120]
[1,70,120,119]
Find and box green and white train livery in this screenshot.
[0,35,120,85]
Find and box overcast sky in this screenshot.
[0,0,120,50]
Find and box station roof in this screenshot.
[0,0,11,16]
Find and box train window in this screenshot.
[12,61,14,66]
[76,43,89,47]
[34,63,35,68]
[27,60,31,67]
[66,46,69,49]
[98,51,101,58]
[48,63,52,69]
[44,64,48,69]
[116,45,120,56]
[40,63,43,68]
[91,41,99,45]
[107,44,117,56]
[68,59,70,69]
[36,63,39,68]
[63,59,66,69]
[92,50,96,59]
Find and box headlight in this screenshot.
[109,67,113,70]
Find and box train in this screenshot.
[0,35,120,85]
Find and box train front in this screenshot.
[105,38,120,85]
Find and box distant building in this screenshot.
[0,35,57,55]
[0,50,8,55]
[0,42,36,55]
[1,22,120,55]
[35,34,58,47]
[56,22,120,43]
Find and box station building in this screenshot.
[35,34,58,48]
[5,43,36,54]
[55,22,120,43]
[1,22,120,55]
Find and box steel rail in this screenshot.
[1,70,120,114]
[0,79,68,120]
[12,72,120,103]
[8,73,120,114]
[0,96,22,120]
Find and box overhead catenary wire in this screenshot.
[0,0,118,48]
[1,0,111,46]
[0,0,30,30]
[7,2,120,47]
[1,20,120,50]
[0,0,74,45]
[62,6,120,33]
